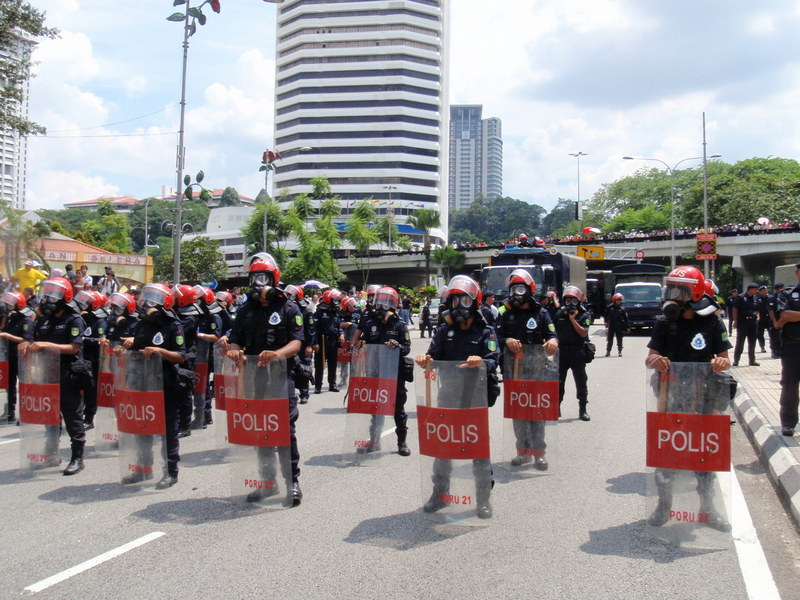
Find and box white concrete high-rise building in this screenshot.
[448,105,503,211]
[272,0,449,245]
[0,35,34,210]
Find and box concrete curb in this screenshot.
[733,387,800,528]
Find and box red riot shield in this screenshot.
[192,339,211,429]
[502,345,559,472]
[94,344,120,451]
[213,344,237,452]
[416,360,492,525]
[115,351,166,486]
[341,344,398,464]
[0,338,9,421]
[17,347,61,473]
[224,356,292,507]
[645,362,732,549]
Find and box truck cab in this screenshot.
[615,282,662,330]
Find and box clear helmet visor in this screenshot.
[138,286,167,308]
[40,281,67,302]
[510,284,528,297]
[450,294,474,309]
[663,284,692,303]
[250,272,272,287]
[74,290,94,310]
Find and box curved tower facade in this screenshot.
[273,0,449,243]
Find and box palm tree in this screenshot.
[407,208,441,285]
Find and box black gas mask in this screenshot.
[447,294,474,324]
[562,296,580,316]
[248,272,275,303]
[508,284,530,309]
[662,284,692,320]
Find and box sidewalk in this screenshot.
[730,350,800,527]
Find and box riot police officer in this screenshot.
[21,277,88,475]
[415,275,499,519]
[776,264,800,436]
[604,293,630,357]
[285,284,315,405]
[354,286,412,456]
[227,253,304,506]
[122,283,187,488]
[313,289,344,393]
[75,290,108,430]
[645,266,732,531]
[0,291,34,423]
[104,292,138,342]
[553,285,591,421]
[195,285,223,425]
[733,282,760,366]
[170,285,201,435]
[496,269,558,469]
[757,285,770,353]
[768,283,784,359]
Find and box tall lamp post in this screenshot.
[384,185,397,250]
[568,152,587,208]
[623,154,721,269]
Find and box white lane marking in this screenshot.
[0,437,19,445]
[729,465,781,600]
[24,531,166,594]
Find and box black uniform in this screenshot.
[81,309,108,427]
[420,303,434,338]
[313,303,342,392]
[197,310,223,424]
[2,308,34,420]
[227,296,304,485]
[106,313,138,342]
[605,303,630,356]
[767,290,782,358]
[726,293,738,334]
[295,299,316,402]
[778,285,800,431]
[733,292,759,365]
[646,312,732,530]
[34,309,87,460]
[357,312,410,447]
[425,316,499,515]
[552,305,591,415]
[131,316,186,478]
[176,312,199,431]
[496,302,556,458]
[757,292,770,353]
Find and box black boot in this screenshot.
[397,432,411,457]
[423,491,447,513]
[63,444,85,476]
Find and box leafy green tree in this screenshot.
[449,196,547,244]
[153,235,227,284]
[344,200,379,287]
[219,186,242,207]
[0,1,58,136]
[127,198,209,252]
[431,246,466,280]
[407,208,441,286]
[72,199,132,253]
[0,203,50,275]
[540,198,577,237]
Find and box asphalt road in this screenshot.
[1,327,799,599]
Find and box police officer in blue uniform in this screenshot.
[416,275,499,519]
[313,289,344,393]
[645,266,732,531]
[195,286,223,425]
[0,291,34,423]
[354,286,412,456]
[604,293,630,357]
[776,264,800,436]
[733,282,760,366]
[553,285,592,421]
[22,277,88,475]
[757,285,770,353]
[768,283,784,359]
[496,269,558,470]
[171,285,201,435]
[75,290,108,430]
[122,283,187,488]
[227,253,305,506]
[284,285,315,405]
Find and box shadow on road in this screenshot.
[180,449,226,468]
[130,496,271,525]
[733,459,765,476]
[580,519,718,563]
[493,463,549,484]
[0,467,59,486]
[344,510,480,551]
[605,472,646,496]
[314,407,347,415]
[39,482,158,504]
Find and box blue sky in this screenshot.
[26,0,800,214]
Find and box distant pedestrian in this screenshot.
[726,289,738,334]
[733,283,760,366]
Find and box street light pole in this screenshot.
[172,0,192,284]
[568,152,587,206]
[143,197,152,257]
[623,154,721,270]
[384,185,397,250]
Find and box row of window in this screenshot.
[277,98,438,116]
[281,8,441,29]
[277,160,439,173]
[276,129,440,144]
[280,38,439,57]
[277,114,439,131]
[278,52,438,73]
[276,176,438,189]
[280,0,440,15]
[279,23,439,44]
[278,67,440,87]
[276,144,438,158]
[276,83,440,102]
